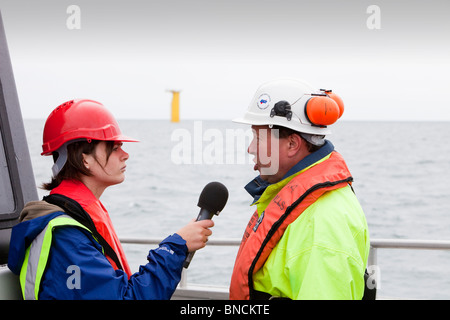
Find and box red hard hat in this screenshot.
[41,99,139,155]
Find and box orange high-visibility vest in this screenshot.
[51,179,132,277]
[229,151,353,300]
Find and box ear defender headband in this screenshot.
[270,89,344,127]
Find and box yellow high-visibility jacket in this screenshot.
[230,145,370,300]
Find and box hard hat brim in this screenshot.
[41,134,139,156]
[232,114,332,135]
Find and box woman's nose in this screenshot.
[122,148,129,161]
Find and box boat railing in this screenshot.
[120,238,241,291]
[367,238,450,266]
[120,237,450,299]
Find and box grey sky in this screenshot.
[1,0,449,121]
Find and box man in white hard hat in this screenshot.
[229,78,371,300]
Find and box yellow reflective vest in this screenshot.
[20,215,94,300]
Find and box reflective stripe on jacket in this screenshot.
[20,215,91,300]
[230,151,368,300]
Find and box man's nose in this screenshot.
[247,138,257,155]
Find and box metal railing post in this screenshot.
[179,268,187,288]
[368,245,377,268]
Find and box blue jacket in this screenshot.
[8,211,187,300]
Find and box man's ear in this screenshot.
[286,133,303,157]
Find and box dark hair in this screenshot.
[41,140,115,190]
[272,125,321,153]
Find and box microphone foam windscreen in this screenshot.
[197,181,229,214]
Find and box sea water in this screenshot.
[23,119,450,299]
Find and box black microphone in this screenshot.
[183,181,229,268]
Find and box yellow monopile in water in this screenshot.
[169,90,180,122]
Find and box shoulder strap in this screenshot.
[43,194,124,271]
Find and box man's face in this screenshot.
[248,125,282,183]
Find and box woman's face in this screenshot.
[83,141,129,189]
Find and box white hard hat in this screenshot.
[233,78,344,135]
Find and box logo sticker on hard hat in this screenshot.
[257,94,271,110]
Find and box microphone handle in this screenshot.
[183,208,215,268]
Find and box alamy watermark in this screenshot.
[366,264,381,290]
[170,121,279,175]
[66,5,81,30]
[366,5,381,30]
[66,265,81,289]
[64,5,381,32]
[64,262,380,294]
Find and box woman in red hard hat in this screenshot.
[8,99,213,300]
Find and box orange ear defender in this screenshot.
[305,89,344,127]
